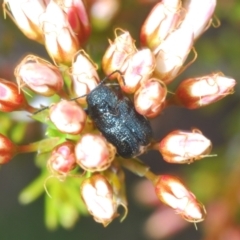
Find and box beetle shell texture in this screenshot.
[86,84,153,158]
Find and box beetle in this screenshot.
[81,70,153,158]
[36,70,153,158]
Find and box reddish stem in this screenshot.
[24,104,38,114]
[18,141,41,153]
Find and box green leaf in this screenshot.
[10,121,27,143]
[45,185,59,230]
[36,137,63,154]
[19,170,48,204]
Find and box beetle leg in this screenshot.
[83,107,89,115]
[33,105,50,114]
[100,70,125,86]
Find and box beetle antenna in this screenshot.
[99,70,124,85]
[70,70,124,102]
[33,105,50,114]
[70,92,89,102]
[34,70,125,114]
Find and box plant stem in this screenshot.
[118,157,158,183]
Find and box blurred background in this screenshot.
[0,0,240,239]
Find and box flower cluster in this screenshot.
[0,0,236,233]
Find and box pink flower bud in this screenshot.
[71,51,99,104]
[61,0,91,44]
[144,207,188,239]
[49,100,86,134]
[158,129,212,164]
[182,0,216,40]
[4,0,48,43]
[173,73,236,109]
[140,0,182,51]
[15,55,64,97]
[119,48,156,94]
[47,141,76,176]
[0,133,18,164]
[80,174,118,226]
[39,0,80,65]
[0,78,28,112]
[154,24,194,84]
[102,29,137,77]
[134,78,167,118]
[155,175,206,222]
[75,134,116,172]
[89,0,120,30]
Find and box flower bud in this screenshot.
[0,133,18,164]
[0,78,28,112]
[154,24,194,84]
[119,48,156,94]
[90,0,120,30]
[61,0,91,44]
[4,0,47,43]
[158,129,212,164]
[70,51,99,104]
[75,134,116,172]
[182,0,216,40]
[49,100,86,134]
[80,174,118,226]
[39,0,80,65]
[15,55,64,97]
[155,175,206,222]
[144,207,188,239]
[47,141,76,176]
[134,78,167,118]
[102,29,137,77]
[173,73,236,109]
[104,161,128,219]
[140,0,182,51]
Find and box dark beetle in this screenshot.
[36,70,153,158]
[84,71,153,158]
